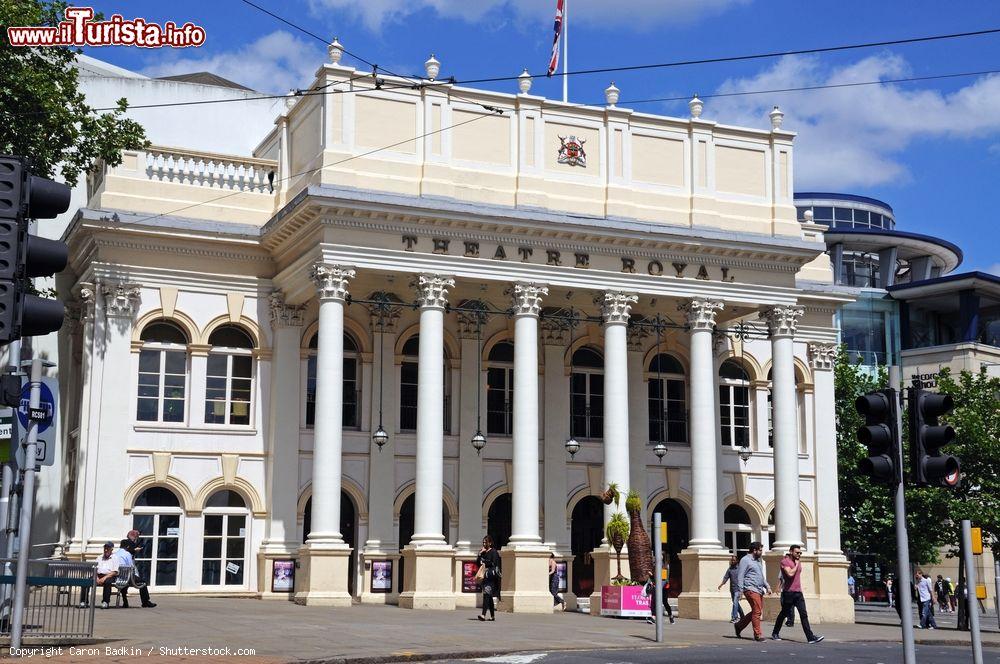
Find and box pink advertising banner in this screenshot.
[599,584,651,617]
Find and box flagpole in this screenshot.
[562,0,568,102]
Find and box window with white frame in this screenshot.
[398,334,451,433]
[647,353,687,444]
[724,504,753,559]
[719,360,751,447]
[205,325,254,426]
[136,321,188,423]
[571,347,604,439]
[131,487,182,587]
[201,490,249,586]
[305,332,360,428]
[486,341,514,436]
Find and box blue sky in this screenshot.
[80,0,1000,274]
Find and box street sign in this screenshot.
[0,411,11,463]
[14,377,56,467]
[660,522,667,544]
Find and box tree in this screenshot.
[1,0,147,187]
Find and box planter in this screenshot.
[599,584,650,617]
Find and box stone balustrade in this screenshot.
[145,146,277,193]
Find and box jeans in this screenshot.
[920,600,937,628]
[773,591,814,640]
[735,590,764,638]
[649,583,672,619]
[730,590,745,621]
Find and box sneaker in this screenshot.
[771,634,782,641]
[100,602,109,609]
[669,616,675,625]
[754,636,766,642]
[78,602,87,609]
[646,617,655,625]
[808,635,825,644]
[477,615,486,621]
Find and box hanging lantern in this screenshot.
[372,425,389,450]
[471,430,487,454]
[565,436,580,458]
[738,443,752,464]
[653,442,667,462]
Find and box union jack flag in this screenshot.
[547,0,564,77]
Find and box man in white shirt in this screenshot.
[112,547,156,608]
[79,542,119,609]
[915,570,937,629]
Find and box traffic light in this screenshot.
[909,388,960,487]
[855,389,900,485]
[0,156,70,345]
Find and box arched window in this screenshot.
[486,341,514,436]
[205,325,254,426]
[766,368,803,448]
[131,487,181,587]
[647,354,687,445]
[719,360,751,448]
[137,321,188,423]
[202,490,248,587]
[305,332,360,428]
[724,504,753,559]
[571,347,604,439]
[398,334,451,433]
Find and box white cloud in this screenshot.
[308,0,748,32]
[705,53,1000,189]
[987,263,1000,276]
[141,31,324,94]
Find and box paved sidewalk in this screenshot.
[8,597,1000,663]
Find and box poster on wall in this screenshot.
[272,560,294,593]
[371,560,392,593]
[461,561,479,593]
[555,561,568,593]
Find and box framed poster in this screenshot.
[370,560,392,593]
[555,561,568,594]
[272,559,294,593]
[461,560,479,593]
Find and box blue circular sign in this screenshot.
[17,382,55,434]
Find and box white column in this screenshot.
[411,274,454,547]
[761,305,804,549]
[68,284,96,553]
[600,292,637,523]
[306,263,355,545]
[684,298,724,549]
[510,283,547,547]
[809,342,841,554]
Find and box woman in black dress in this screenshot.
[477,536,501,621]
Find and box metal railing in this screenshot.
[0,559,97,641]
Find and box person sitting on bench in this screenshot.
[79,542,118,609]
[113,545,156,608]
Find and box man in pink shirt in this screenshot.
[771,545,824,644]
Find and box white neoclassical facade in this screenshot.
[56,45,855,621]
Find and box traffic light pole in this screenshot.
[10,356,41,650]
[653,512,663,643]
[889,366,916,664]
[961,520,984,664]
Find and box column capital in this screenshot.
[268,291,306,328]
[413,274,455,310]
[101,282,141,319]
[599,291,638,325]
[310,263,355,301]
[760,305,804,338]
[808,342,838,371]
[510,282,548,317]
[75,282,97,322]
[681,298,724,330]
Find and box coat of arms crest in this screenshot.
[557,135,587,167]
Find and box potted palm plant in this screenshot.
[600,482,621,507]
[605,512,630,583]
[625,490,654,583]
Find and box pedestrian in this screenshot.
[771,545,824,644]
[79,542,119,609]
[885,576,895,608]
[847,574,856,602]
[118,530,156,608]
[946,577,957,613]
[477,536,501,621]
[915,570,937,629]
[548,553,565,609]
[935,574,948,613]
[733,541,772,642]
[717,555,745,623]
[644,570,675,625]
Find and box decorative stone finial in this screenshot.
[689,94,704,119]
[424,54,441,81]
[803,209,814,224]
[284,90,296,111]
[328,38,344,65]
[605,81,620,107]
[769,105,784,130]
[518,68,532,94]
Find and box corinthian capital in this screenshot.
[511,283,548,317]
[760,305,804,338]
[599,291,638,325]
[413,274,455,309]
[311,263,355,301]
[808,342,838,371]
[101,282,141,319]
[268,291,306,328]
[682,298,724,331]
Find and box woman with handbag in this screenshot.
[477,536,501,621]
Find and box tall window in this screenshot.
[137,321,188,423]
[305,332,360,428]
[131,487,181,587]
[398,334,451,433]
[719,360,751,447]
[486,341,514,436]
[571,347,604,439]
[205,325,254,426]
[767,368,803,448]
[202,490,248,587]
[647,354,687,444]
[723,505,753,559]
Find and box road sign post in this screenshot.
[653,512,663,643]
[962,520,984,664]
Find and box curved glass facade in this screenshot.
[795,193,895,231]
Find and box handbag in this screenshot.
[474,564,486,583]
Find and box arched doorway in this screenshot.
[303,491,357,595]
[131,487,182,589]
[202,489,249,588]
[570,496,604,597]
[397,494,450,590]
[650,498,689,598]
[486,492,512,549]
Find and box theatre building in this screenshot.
[57,44,854,621]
